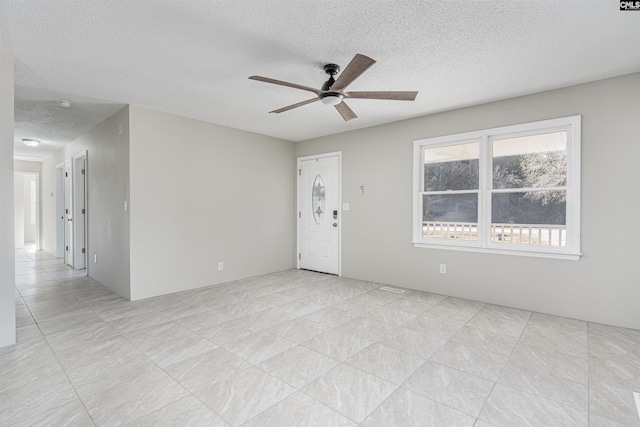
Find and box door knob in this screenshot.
[332,223,337,227]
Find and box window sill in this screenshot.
[412,241,581,261]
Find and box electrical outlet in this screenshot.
[218,262,224,271]
[440,264,446,274]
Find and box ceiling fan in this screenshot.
[249,54,418,121]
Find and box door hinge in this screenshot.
[82,169,85,175]
[65,209,68,214]
[82,208,85,214]
[298,169,301,176]
[65,172,68,177]
[298,253,301,260]
[66,246,69,251]
[298,211,301,218]
[82,248,85,254]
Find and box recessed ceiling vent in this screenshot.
[379,286,405,294]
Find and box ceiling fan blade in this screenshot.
[249,76,321,95]
[345,91,418,101]
[270,97,320,114]
[330,54,376,92]
[334,101,357,121]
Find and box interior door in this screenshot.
[64,159,73,267]
[298,154,340,275]
[73,154,86,270]
[56,165,64,258]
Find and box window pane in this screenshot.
[424,142,479,191]
[493,131,567,190]
[491,191,566,246]
[423,194,478,241]
[311,174,325,225]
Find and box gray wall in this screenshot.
[296,73,640,330]
[129,106,295,300]
[42,107,131,298]
[0,51,15,347]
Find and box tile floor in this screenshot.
[3,246,640,426]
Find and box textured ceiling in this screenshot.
[2,0,639,161]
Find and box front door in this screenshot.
[298,153,340,275]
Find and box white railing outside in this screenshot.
[422,222,566,247]
[422,222,478,241]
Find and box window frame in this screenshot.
[412,115,581,260]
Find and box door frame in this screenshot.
[296,151,342,276]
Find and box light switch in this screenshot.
[343,203,350,211]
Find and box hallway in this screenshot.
[14,244,90,339]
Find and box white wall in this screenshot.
[42,107,130,298]
[23,175,36,242]
[129,106,295,300]
[0,51,15,347]
[296,73,640,330]
[13,172,38,248]
[14,160,42,248]
[14,160,42,173]
[13,175,24,248]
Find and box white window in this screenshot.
[413,116,581,260]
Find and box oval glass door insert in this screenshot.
[312,174,326,225]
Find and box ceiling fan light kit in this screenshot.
[22,138,41,147]
[320,93,343,105]
[249,53,418,121]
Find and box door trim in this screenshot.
[296,151,342,276]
